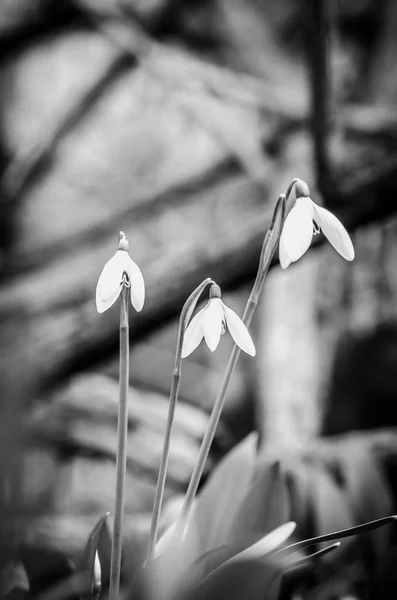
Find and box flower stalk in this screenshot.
[108,284,130,600]
[146,277,214,562]
[178,192,288,529]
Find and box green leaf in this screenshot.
[228,460,291,548]
[288,542,341,567]
[277,515,397,556]
[82,512,110,599]
[188,433,258,576]
[283,459,312,539]
[308,461,354,554]
[188,460,291,581]
[336,438,393,563]
[179,558,285,600]
[227,522,296,564]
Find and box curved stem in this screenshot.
[146,277,214,561]
[285,178,299,203]
[109,286,129,600]
[179,193,287,529]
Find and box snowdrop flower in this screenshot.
[279,179,355,269]
[96,232,145,313]
[182,284,255,358]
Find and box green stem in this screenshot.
[146,277,214,561]
[179,193,288,528]
[109,286,129,600]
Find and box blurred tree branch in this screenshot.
[2,147,397,399]
[2,1,397,403]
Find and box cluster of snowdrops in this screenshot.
[89,179,395,600]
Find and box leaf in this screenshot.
[308,461,354,557]
[189,523,297,593]
[288,542,341,568]
[187,433,258,576]
[336,438,393,563]
[188,460,291,581]
[179,558,285,600]
[277,515,397,556]
[283,459,312,540]
[82,512,110,599]
[95,514,112,585]
[227,522,296,564]
[229,460,291,547]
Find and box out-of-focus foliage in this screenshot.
[10,432,395,600]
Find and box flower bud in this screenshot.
[209,283,222,299]
[118,231,129,252]
[294,179,310,198]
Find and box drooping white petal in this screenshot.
[125,255,145,311]
[227,522,296,564]
[181,306,206,358]
[312,203,355,261]
[203,298,224,352]
[95,250,125,313]
[279,197,314,269]
[222,304,256,356]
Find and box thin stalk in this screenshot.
[308,0,333,196]
[109,285,129,600]
[146,277,214,561]
[179,193,288,528]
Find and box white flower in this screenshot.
[279,184,355,269]
[96,232,145,313]
[182,284,255,358]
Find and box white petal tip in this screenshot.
[345,248,355,261]
[122,255,145,312]
[312,203,355,263]
[205,336,220,352]
[279,258,291,270]
[130,287,145,312]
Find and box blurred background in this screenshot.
[2,0,397,596]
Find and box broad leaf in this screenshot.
[308,461,354,557]
[187,433,258,576]
[336,438,393,564]
[230,460,290,543]
[178,557,285,600]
